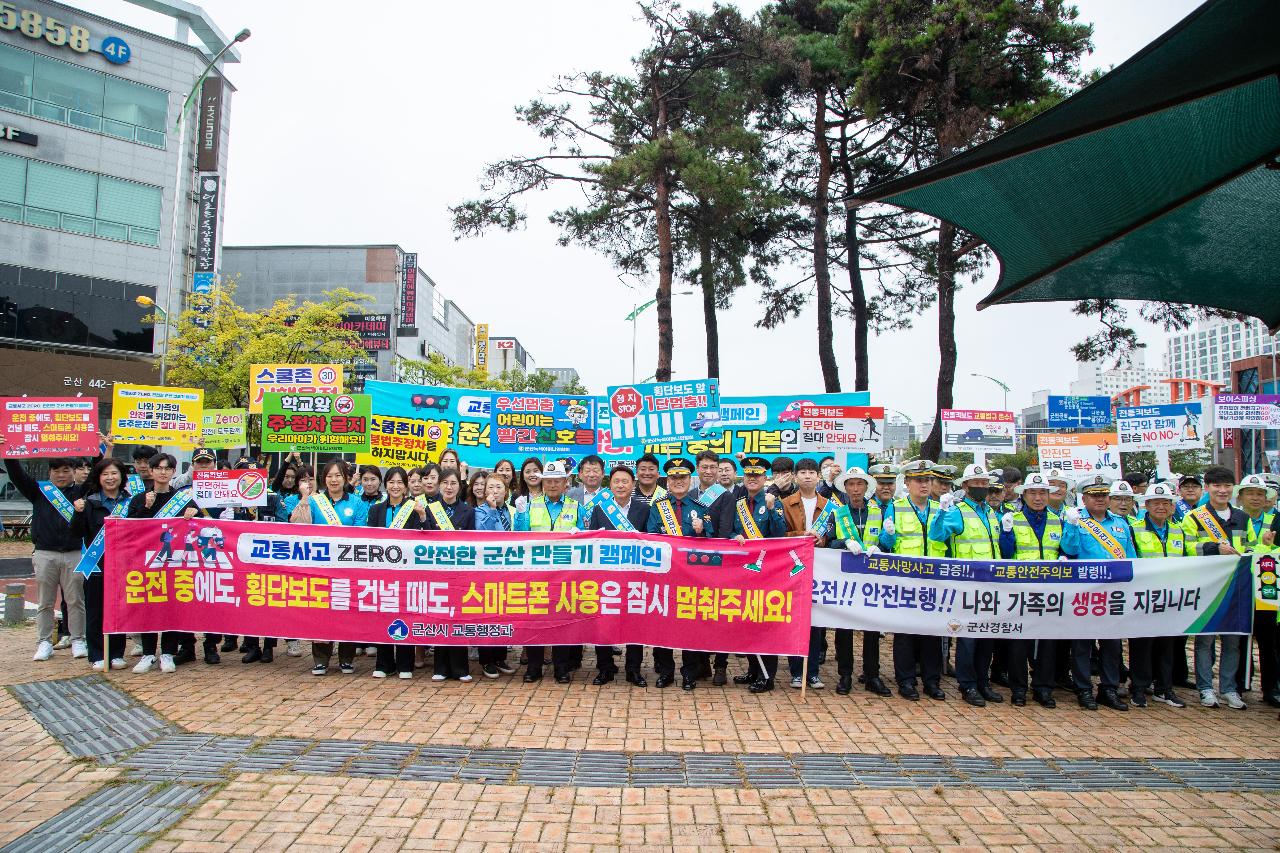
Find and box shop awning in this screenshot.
[855,0,1280,328]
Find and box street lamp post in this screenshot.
[971,373,1011,411]
[135,295,169,384]
[160,28,250,386]
[623,290,693,383]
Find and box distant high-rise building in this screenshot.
[542,367,583,392]
[1069,348,1171,404]
[1165,317,1279,386]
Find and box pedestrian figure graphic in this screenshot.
[1182,406,1200,442]
[151,524,173,567]
[862,415,881,441]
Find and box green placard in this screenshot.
[261,392,371,454]
[201,408,247,449]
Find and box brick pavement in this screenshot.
[2,623,1279,851]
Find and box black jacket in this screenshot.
[587,500,651,531]
[70,491,134,561]
[422,499,475,531]
[4,459,87,552]
[690,483,739,541]
[366,500,426,530]
[126,488,196,519]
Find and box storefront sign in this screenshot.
[0,124,37,146]
[399,252,417,325]
[339,314,391,350]
[475,323,489,375]
[196,76,223,172]
[0,397,99,458]
[248,364,343,414]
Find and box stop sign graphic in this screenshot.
[610,387,642,418]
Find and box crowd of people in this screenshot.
[6,436,1278,718]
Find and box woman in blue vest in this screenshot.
[292,459,369,675]
[71,458,132,671]
[423,467,475,682]
[366,466,427,679]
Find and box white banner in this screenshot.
[1214,394,1280,429]
[810,549,1252,639]
[1037,432,1122,478]
[193,469,270,509]
[1117,403,1206,451]
[940,408,1016,454]
[797,405,885,453]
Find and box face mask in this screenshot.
[967,487,989,503]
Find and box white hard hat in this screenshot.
[955,463,990,486]
[540,460,570,479]
[1108,480,1134,498]
[1138,482,1178,502]
[834,467,876,494]
[1233,473,1276,502]
[1015,471,1060,495]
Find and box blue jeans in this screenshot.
[789,627,824,678]
[1194,634,1242,694]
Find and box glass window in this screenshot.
[32,54,103,116]
[0,153,24,205]
[25,161,96,218]
[97,176,160,229]
[0,271,154,352]
[0,43,33,96]
[104,77,167,132]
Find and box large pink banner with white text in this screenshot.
[103,519,812,654]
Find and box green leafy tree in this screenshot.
[395,353,494,389]
[158,281,372,410]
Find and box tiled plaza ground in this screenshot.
[2,621,1278,851]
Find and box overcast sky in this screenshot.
[88,0,1204,418]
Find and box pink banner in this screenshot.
[103,519,812,654]
[1,396,99,458]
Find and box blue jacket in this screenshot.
[1060,511,1138,559]
[730,491,787,538]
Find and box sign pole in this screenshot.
[800,657,808,702]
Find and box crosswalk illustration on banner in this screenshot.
[612,410,687,441]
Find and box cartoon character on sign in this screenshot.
[563,400,590,427]
[198,525,225,564]
[778,400,815,423]
[861,413,880,441]
[1182,406,1200,442]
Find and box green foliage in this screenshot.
[159,279,372,410]
[395,356,589,395]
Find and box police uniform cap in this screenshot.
[1078,473,1113,495]
[868,463,898,480]
[901,459,934,478]
[740,456,769,476]
[664,458,693,477]
[192,447,216,463]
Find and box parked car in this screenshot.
[778,400,815,423]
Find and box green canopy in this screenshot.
[856,0,1280,328]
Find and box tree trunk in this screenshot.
[698,216,719,378]
[845,206,869,392]
[813,88,840,393]
[920,219,958,462]
[654,98,675,383]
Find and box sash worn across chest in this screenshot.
[155,489,193,519]
[311,494,343,526]
[74,495,131,577]
[599,497,637,532]
[810,500,834,536]
[1079,514,1126,559]
[656,500,684,536]
[736,497,763,539]
[388,500,416,529]
[38,481,76,524]
[428,501,455,531]
[1191,505,1230,544]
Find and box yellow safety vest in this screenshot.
[891,497,947,557]
[528,496,579,532]
[1011,511,1063,560]
[1132,521,1193,558]
[950,501,999,560]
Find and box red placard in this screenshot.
[1,397,99,458]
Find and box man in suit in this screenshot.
[567,454,608,516]
[587,465,652,686]
[731,456,788,692]
[782,458,834,689]
[689,450,739,684]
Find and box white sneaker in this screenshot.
[398,671,413,680]
[71,640,88,659]
[109,658,128,670]
[372,670,387,679]
[458,674,473,683]
[1222,691,1247,710]
[431,673,446,682]
[33,641,54,661]
[54,636,71,650]
[365,646,377,656]
[1199,689,1218,707]
[159,654,176,673]
[790,676,803,689]
[131,641,144,656]
[133,655,156,673]
[286,640,302,657]
[91,660,105,672]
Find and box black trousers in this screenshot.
[434,646,469,678]
[595,644,643,674]
[83,574,125,663]
[1072,638,1121,691]
[312,641,355,666]
[1129,636,1176,695]
[241,637,278,651]
[525,645,576,677]
[990,638,1010,678]
[955,637,993,692]
[477,646,508,665]
[653,647,705,679]
[1008,639,1056,693]
[1238,611,1278,696]
[893,633,941,688]
[835,629,882,679]
[1172,636,1191,684]
[376,644,415,674]
[140,632,179,656]
[748,654,780,681]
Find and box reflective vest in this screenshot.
[1132,521,1193,558]
[528,496,579,532]
[1011,511,1063,560]
[890,497,946,557]
[950,501,999,560]
[833,498,883,543]
[1244,510,1277,553]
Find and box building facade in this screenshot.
[0,0,236,400]
[488,336,535,376]
[542,367,582,392]
[221,245,476,383]
[1165,317,1279,387]
[1069,351,1172,404]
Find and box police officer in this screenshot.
[826,467,891,697]
[881,460,947,701]
[1129,482,1193,708]
[646,457,712,689]
[933,464,1004,707]
[1060,473,1137,710]
[730,456,787,692]
[999,471,1064,707]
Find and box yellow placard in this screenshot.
[111,384,204,448]
[248,364,343,413]
[355,414,453,469]
[475,324,489,376]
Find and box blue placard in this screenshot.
[489,392,596,456]
[192,272,216,294]
[1048,395,1113,428]
[98,36,132,65]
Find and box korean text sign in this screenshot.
[607,379,720,444]
[261,392,371,453]
[1214,394,1280,429]
[810,550,1253,639]
[103,519,813,653]
[111,384,203,448]
[1037,432,1122,477]
[490,393,596,455]
[797,405,885,453]
[1047,395,1113,428]
[248,364,343,414]
[201,408,247,450]
[940,409,1016,454]
[1116,403,1205,450]
[192,470,269,509]
[0,397,99,458]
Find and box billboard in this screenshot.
[1048,395,1113,429]
[940,409,1016,454]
